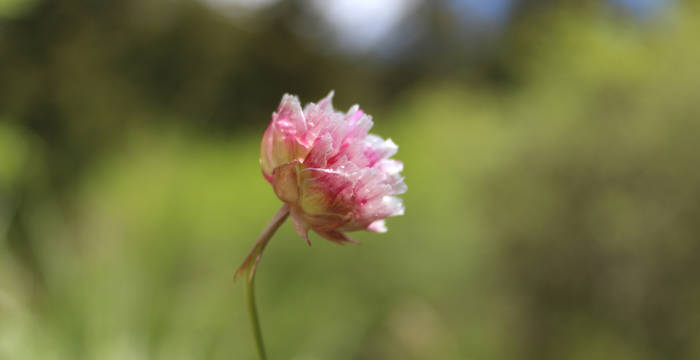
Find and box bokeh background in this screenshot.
[1,0,699,359]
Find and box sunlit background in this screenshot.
[1,0,699,359]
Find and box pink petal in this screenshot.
[275,94,307,138]
[363,135,398,166]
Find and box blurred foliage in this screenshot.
[1,0,700,359]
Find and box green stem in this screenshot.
[236,204,290,360]
[245,270,266,360]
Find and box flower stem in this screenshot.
[245,269,266,360]
[236,204,290,360]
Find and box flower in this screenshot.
[260,91,406,244]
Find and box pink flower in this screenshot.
[260,91,406,244]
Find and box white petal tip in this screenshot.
[368,220,388,233]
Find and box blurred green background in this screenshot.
[1,0,700,359]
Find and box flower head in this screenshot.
[260,91,406,244]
